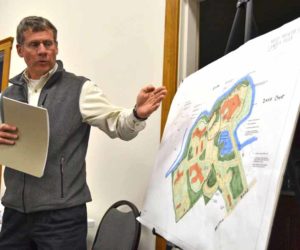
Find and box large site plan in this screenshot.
[139,18,300,250]
[168,77,256,222]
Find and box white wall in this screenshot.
[0,0,166,249]
[178,0,200,83]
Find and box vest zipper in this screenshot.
[20,84,28,213]
[22,174,26,212]
[39,93,48,107]
[60,156,65,198]
[21,84,28,103]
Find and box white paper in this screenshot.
[139,18,300,250]
[0,97,49,177]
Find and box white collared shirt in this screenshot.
[23,64,146,140]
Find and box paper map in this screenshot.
[139,18,300,250]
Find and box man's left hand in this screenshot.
[135,85,167,119]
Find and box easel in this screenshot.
[153,229,182,250]
[154,1,258,249]
[224,0,257,55]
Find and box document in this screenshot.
[139,18,300,250]
[0,97,49,177]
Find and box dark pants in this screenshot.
[0,204,87,250]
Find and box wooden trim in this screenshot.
[160,0,180,136]
[156,0,180,249]
[156,235,168,250]
[0,36,14,191]
[0,37,14,91]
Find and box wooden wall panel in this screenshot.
[156,0,180,249]
[160,0,180,136]
[0,37,14,191]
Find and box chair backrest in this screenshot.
[92,200,141,250]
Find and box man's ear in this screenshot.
[16,44,24,57]
[55,42,58,55]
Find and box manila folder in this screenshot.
[0,97,49,177]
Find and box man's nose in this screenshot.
[37,43,47,53]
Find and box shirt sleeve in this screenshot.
[79,80,146,141]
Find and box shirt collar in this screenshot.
[23,63,58,83]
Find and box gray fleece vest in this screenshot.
[1,61,92,213]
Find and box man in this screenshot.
[0,16,167,249]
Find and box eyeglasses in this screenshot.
[22,40,56,50]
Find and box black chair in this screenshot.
[92,200,141,250]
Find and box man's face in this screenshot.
[17,29,58,79]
